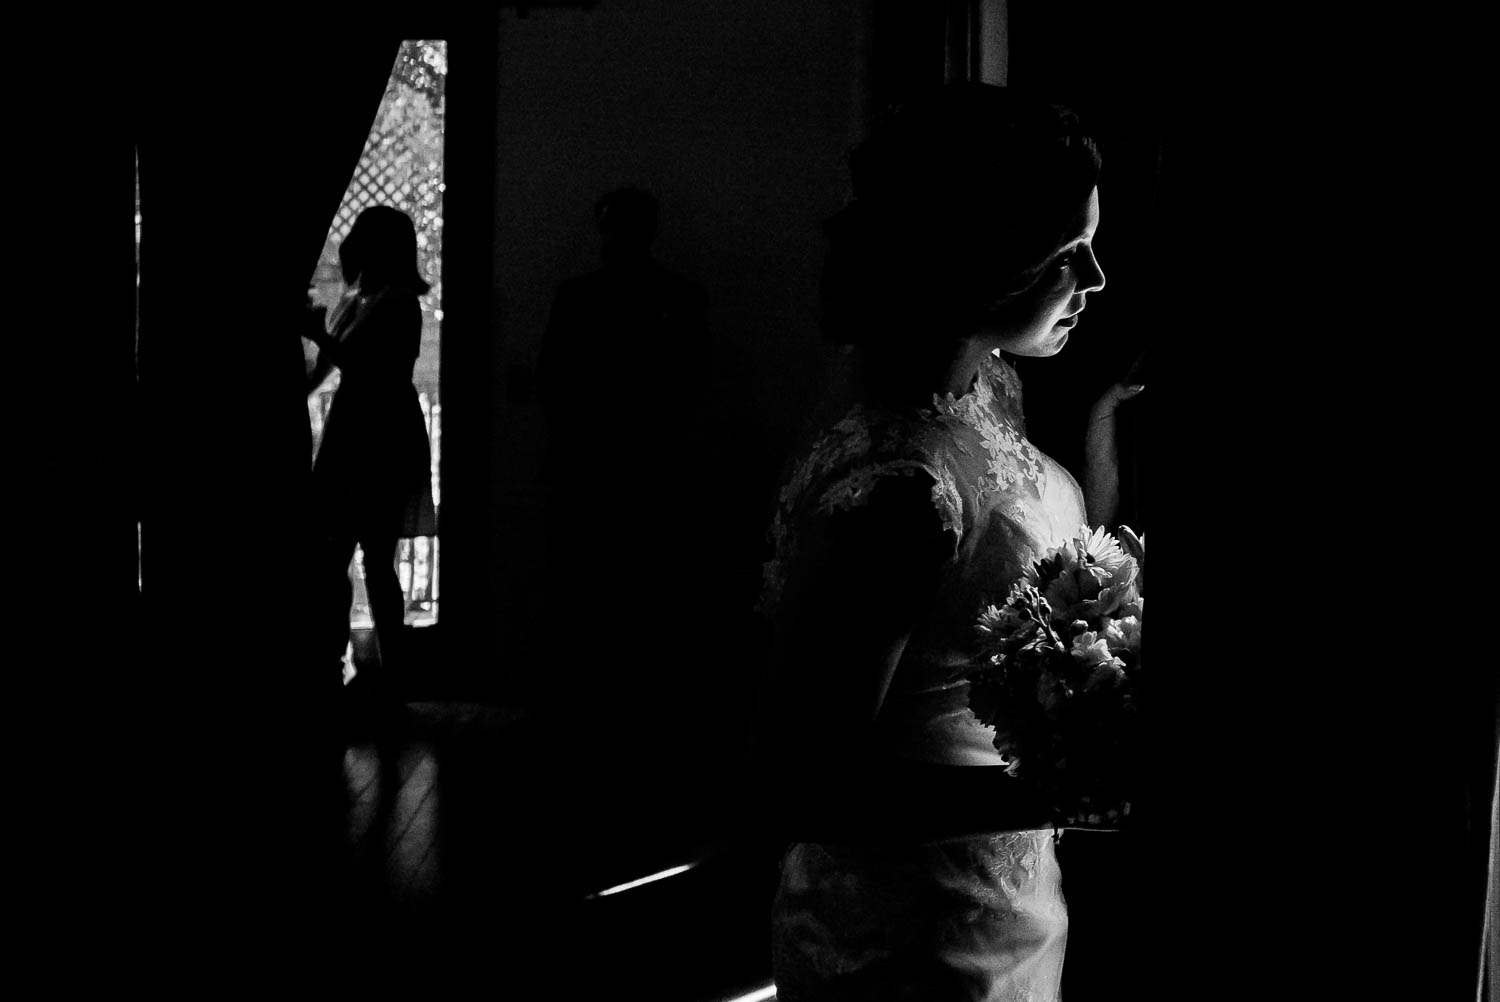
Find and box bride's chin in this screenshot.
[1016,337,1066,359]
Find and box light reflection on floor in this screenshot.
[343,740,440,900]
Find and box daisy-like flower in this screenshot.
[1043,560,1111,624]
[1106,583,1143,622]
[1001,581,1042,620]
[975,602,1041,663]
[976,603,1022,635]
[1022,529,1144,625]
[1079,562,1139,621]
[1000,584,1066,650]
[1075,525,1131,576]
[1026,540,1080,593]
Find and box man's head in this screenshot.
[595,187,659,268]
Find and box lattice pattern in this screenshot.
[321,41,446,316]
[326,141,444,313]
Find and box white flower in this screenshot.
[1070,632,1121,668]
[1076,525,1130,576]
[1080,560,1140,621]
[1102,615,1142,654]
[1084,662,1127,693]
[977,602,1027,636]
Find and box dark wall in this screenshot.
[457,2,865,726]
[1005,0,1164,523]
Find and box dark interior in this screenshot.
[41,2,1495,997]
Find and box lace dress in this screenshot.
[762,351,1088,1002]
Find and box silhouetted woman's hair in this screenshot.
[821,84,1101,346]
[595,186,659,244]
[339,205,432,294]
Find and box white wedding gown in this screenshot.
[762,351,1089,1002]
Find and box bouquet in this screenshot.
[967,525,1144,828]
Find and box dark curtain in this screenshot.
[132,13,400,959]
[1004,5,1495,999]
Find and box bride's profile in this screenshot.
[760,84,1111,1001]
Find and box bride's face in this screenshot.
[979,188,1105,358]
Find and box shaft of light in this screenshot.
[720,985,776,1002]
[590,862,697,898]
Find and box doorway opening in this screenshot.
[305,40,447,674]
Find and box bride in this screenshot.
[760,84,1110,1001]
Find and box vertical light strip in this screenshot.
[981,0,1008,86]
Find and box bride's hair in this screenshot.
[821,84,1101,347]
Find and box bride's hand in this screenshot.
[1087,381,1145,430]
[1088,351,1146,429]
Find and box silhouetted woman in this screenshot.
[305,206,433,708]
[761,85,1109,1001]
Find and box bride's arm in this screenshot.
[762,475,1053,842]
[764,476,941,757]
[1084,379,1145,527]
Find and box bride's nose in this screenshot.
[1077,245,1106,293]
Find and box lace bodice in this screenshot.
[761,351,1088,767]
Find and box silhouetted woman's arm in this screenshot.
[305,290,420,380]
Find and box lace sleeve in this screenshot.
[761,452,965,618]
[818,458,964,549]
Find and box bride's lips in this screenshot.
[1056,312,1080,328]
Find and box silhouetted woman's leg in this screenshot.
[361,536,406,685]
[317,533,361,677]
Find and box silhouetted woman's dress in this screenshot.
[763,351,1085,1001]
[312,285,432,662]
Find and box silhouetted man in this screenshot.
[540,187,707,435]
[537,188,710,734]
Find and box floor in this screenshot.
[337,700,781,1001]
[326,672,1179,1001]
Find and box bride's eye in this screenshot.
[1042,254,1074,284]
